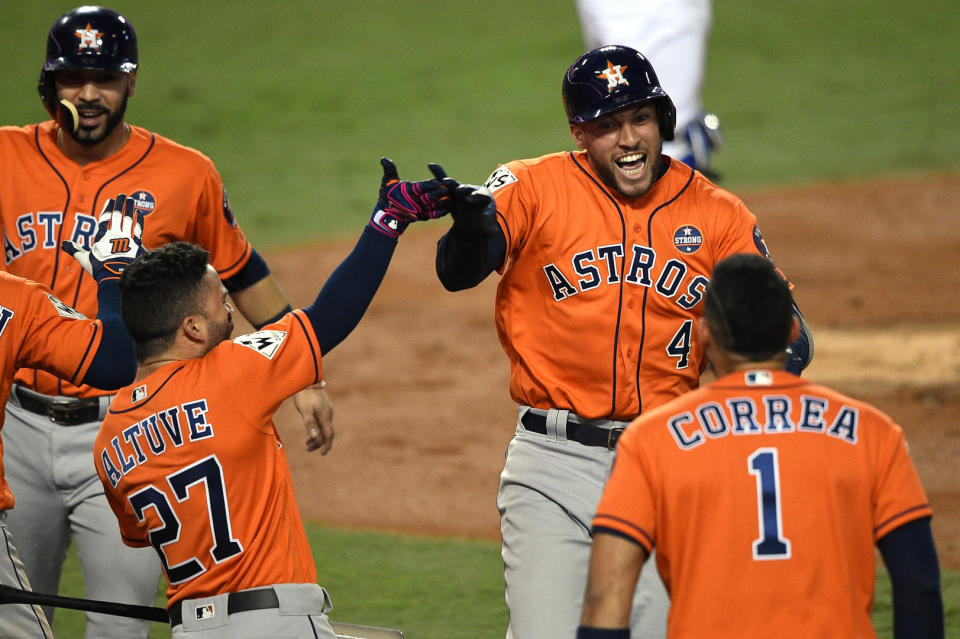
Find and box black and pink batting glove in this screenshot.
[368,157,450,239]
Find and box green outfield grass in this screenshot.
[5,1,957,637]
[51,528,960,638]
[3,0,958,245]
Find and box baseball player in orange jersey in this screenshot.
[94,161,448,637]
[0,196,144,638]
[431,45,813,638]
[580,253,944,639]
[0,7,332,637]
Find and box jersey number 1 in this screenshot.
[748,447,792,560]
[128,455,244,583]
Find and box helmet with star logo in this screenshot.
[562,45,677,141]
[37,6,139,118]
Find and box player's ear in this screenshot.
[126,71,137,97]
[182,314,206,344]
[569,123,587,150]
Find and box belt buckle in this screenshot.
[46,399,86,425]
[607,427,624,449]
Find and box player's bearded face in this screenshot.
[199,268,235,349]
[55,70,132,145]
[571,103,664,199]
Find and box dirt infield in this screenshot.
[260,173,960,569]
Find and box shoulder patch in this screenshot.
[753,225,772,258]
[46,293,86,319]
[233,330,287,359]
[484,165,518,193]
[222,187,237,227]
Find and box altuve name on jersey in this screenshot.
[98,399,214,488]
[543,243,708,309]
[668,393,859,451]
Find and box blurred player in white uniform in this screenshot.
[575,0,722,177]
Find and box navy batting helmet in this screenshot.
[562,45,676,141]
[37,6,138,117]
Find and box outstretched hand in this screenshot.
[428,164,500,236]
[367,158,450,238]
[60,194,146,282]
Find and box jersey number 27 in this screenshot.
[128,454,244,583]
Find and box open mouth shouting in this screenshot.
[615,152,647,178]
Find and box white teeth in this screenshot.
[619,153,645,164]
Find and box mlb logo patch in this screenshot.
[673,225,703,254]
[131,385,148,403]
[745,370,774,386]
[194,604,215,620]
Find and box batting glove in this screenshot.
[61,194,146,282]
[367,157,450,239]
[428,164,500,236]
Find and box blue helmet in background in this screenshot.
[562,45,676,141]
[38,6,138,117]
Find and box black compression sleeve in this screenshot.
[435,225,506,291]
[82,279,137,390]
[302,226,397,354]
[876,517,944,639]
[223,247,271,293]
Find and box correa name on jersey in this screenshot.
[98,399,215,488]
[542,242,709,309]
[4,211,99,264]
[667,393,860,451]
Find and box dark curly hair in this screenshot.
[119,242,210,362]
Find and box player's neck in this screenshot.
[136,356,183,380]
[712,354,787,378]
[56,122,131,167]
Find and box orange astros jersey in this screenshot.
[0,272,106,509]
[0,121,253,398]
[486,152,783,419]
[94,311,322,607]
[593,369,932,639]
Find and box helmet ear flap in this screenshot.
[657,96,677,142]
[37,70,57,119]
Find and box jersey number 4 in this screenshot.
[128,455,244,583]
[748,447,792,560]
[666,320,693,369]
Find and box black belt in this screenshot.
[169,587,280,626]
[521,411,624,449]
[14,387,102,425]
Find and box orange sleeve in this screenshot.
[212,310,323,429]
[872,424,933,540]
[190,163,253,280]
[593,424,657,553]
[11,276,102,385]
